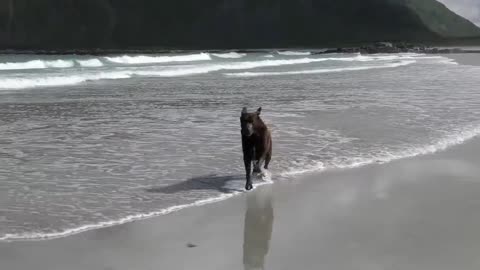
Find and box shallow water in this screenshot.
[0,51,479,241]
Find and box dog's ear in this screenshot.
[241,107,248,115]
[256,107,262,115]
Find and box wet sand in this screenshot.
[1,138,480,270]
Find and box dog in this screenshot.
[240,107,272,190]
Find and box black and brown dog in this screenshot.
[240,107,272,190]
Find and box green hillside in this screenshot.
[403,0,480,37]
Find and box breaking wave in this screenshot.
[225,60,416,77]
[0,54,453,89]
[134,58,336,77]
[104,53,211,64]
[0,58,421,89]
[76,59,104,67]
[0,59,74,70]
[0,178,273,242]
[0,58,333,89]
[281,124,480,176]
[0,72,131,90]
[212,52,247,59]
[277,51,312,56]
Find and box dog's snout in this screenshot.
[242,123,254,136]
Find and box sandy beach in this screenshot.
[1,136,479,270]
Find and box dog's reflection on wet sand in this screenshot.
[243,186,274,270]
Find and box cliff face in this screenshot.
[0,0,478,50]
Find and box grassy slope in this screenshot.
[403,0,480,38]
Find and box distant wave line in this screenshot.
[0,55,454,89]
[211,52,247,59]
[224,60,417,77]
[277,51,312,56]
[0,59,74,70]
[104,53,211,64]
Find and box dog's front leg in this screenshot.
[243,140,254,190]
[244,153,253,190]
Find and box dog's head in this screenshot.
[240,107,262,137]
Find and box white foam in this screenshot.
[0,59,74,70]
[76,59,104,67]
[277,51,312,56]
[212,52,246,59]
[46,60,74,68]
[0,54,453,90]
[0,192,239,242]
[438,58,459,65]
[137,57,394,77]
[225,60,416,77]
[105,53,211,64]
[3,118,476,242]
[0,60,45,70]
[2,57,331,89]
[282,124,480,177]
[348,54,444,63]
[2,124,478,242]
[0,57,420,90]
[4,117,475,241]
[221,58,326,69]
[132,58,327,77]
[0,176,276,242]
[0,72,132,90]
[280,162,327,177]
[0,53,440,72]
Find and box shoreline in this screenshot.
[1,121,479,243]
[1,121,479,242]
[1,136,479,269]
[0,179,275,243]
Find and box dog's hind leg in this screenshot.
[264,140,272,170]
[264,152,271,170]
[253,160,262,174]
[252,147,263,174]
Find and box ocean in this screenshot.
[0,50,479,241]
